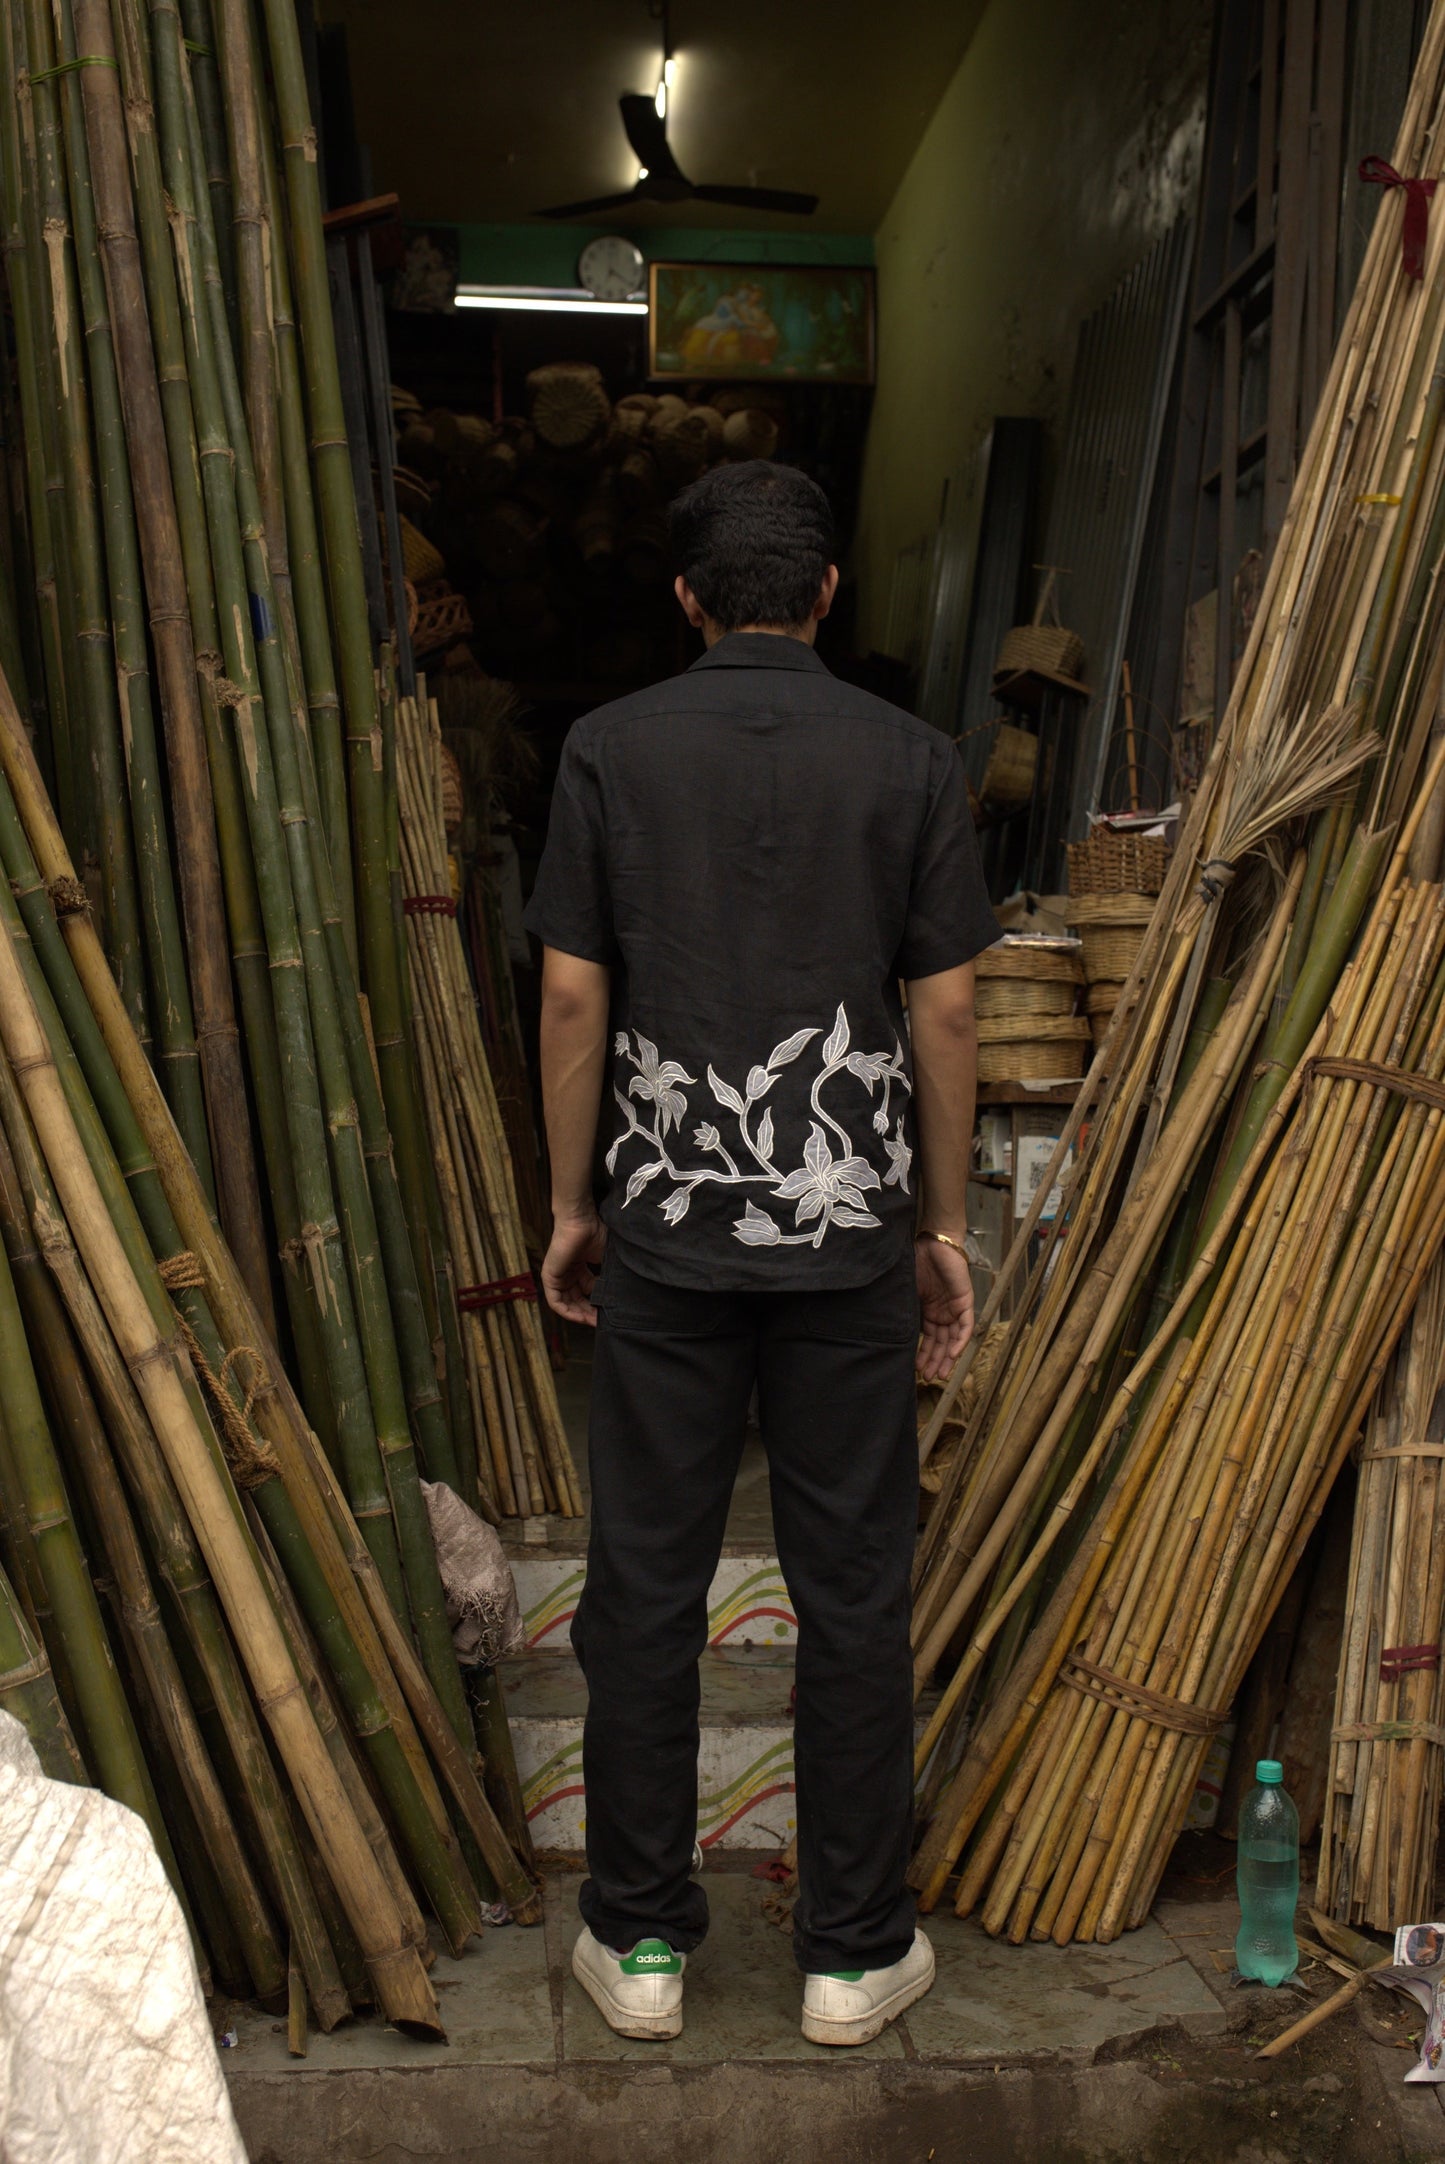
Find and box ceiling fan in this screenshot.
[537,6,818,221]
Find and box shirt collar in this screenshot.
[686,631,830,675]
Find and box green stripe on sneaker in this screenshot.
[824,1970,866,1982]
[619,1939,683,1975]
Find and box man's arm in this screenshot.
[906,961,978,1382]
[537,946,611,1325]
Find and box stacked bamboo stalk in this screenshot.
[1318,1253,1445,1929]
[0,0,548,2033]
[910,2,1445,1942]
[396,679,580,1520]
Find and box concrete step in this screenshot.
[503,1644,801,1854]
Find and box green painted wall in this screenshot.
[449,222,873,288]
[853,0,1212,651]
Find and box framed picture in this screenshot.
[647,262,876,385]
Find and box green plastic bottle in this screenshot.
[1234,1759,1299,1986]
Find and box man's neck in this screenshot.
[703,620,816,649]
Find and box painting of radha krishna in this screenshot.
[648,263,875,384]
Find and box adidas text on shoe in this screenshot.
[801,1929,935,2047]
[572,1927,685,2040]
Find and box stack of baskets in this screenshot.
[975,936,1089,1083]
[1064,826,1170,1046]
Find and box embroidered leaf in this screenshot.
[832,1206,881,1229]
[821,1004,850,1065]
[767,1027,818,1070]
[756,1107,775,1159]
[746,1065,774,1100]
[636,1032,660,1070]
[660,1188,692,1225]
[803,1123,833,1177]
[733,1202,782,1246]
[605,1134,625,1173]
[624,1161,665,1204]
[708,1066,746,1116]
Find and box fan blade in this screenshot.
[537,187,644,220]
[691,182,819,215]
[620,92,687,182]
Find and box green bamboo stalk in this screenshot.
[8,0,148,1034]
[0,1108,287,1994]
[0,756,483,1931]
[0,1127,168,1847]
[138,29,408,1624]
[0,1022,352,2024]
[31,0,223,1213]
[253,0,440,1371]
[174,0,237,335]
[0,0,73,847]
[253,54,354,965]
[0,1554,84,1780]
[174,36,471,1738]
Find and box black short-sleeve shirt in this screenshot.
[524,631,1000,1289]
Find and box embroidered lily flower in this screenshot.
[882,1120,912,1192]
[627,1032,696,1135]
[774,1122,881,1236]
[694,1123,722,1152]
[614,1031,630,1056]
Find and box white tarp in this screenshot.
[0,1710,247,2164]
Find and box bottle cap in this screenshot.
[1256,1759,1284,1784]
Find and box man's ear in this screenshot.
[813,565,841,622]
[674,574,707,629]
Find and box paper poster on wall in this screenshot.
[1014,1134,1072,1221]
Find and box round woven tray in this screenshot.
[978,1037,1088,1084]
[976,979,1079,1021]
[977,1013,1092,1045]
[1080,925,1147,981]
[1065,891,1156,927]
[976,940,1084,984]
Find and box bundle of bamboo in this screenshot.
[0,0,547,2033]
[1318,1253,1445,1929]
[909,1,1445,1943]
[395,678,580,1520]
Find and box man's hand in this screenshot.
[915,1235,975,1383]
[542,1208,607,1327]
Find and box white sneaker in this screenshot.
[801,1928,935,2047]
[572,1926,685,2040]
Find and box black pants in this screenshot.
[574,1243,919,1975]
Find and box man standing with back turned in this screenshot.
[525,461,999,2047]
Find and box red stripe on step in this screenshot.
[701,1782,796,1847]
[526,1784,586,1821]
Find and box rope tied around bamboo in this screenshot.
[1057,1656,1229,1738]
[47,877,89,915]
[1195,855,1238,905]
[1306,1055,1445,1109]
[158,1249,278,1487]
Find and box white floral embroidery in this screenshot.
[607,1003,912,1248]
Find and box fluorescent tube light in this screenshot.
[454,286,648,316]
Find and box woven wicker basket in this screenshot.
[413,586,473,658]
[439,742,463,834]
[1085,981,1125,1017]
[1079,925,1147,981]
[1064,891,1156,927]
[975,978,1079,1022]
[1089,1013,1113,1050]
[1067,831,1169,897]
[976,940,1085,984]
[977,1013,1092,1045]
[995,622,1086,683]
[979,722,1038,810]
[978,1037,1089,1084]
[400,515,445,586]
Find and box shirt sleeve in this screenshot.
[522,726,616,964]
[894,744,1001,979]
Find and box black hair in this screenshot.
[669,460,836,630]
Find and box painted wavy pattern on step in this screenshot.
[706,1565,799,1647]
[695,1738,796,1847]
[519,1566,585,1648]
[517,1734,796,1849]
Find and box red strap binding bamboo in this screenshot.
[457,1273,537,1312]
